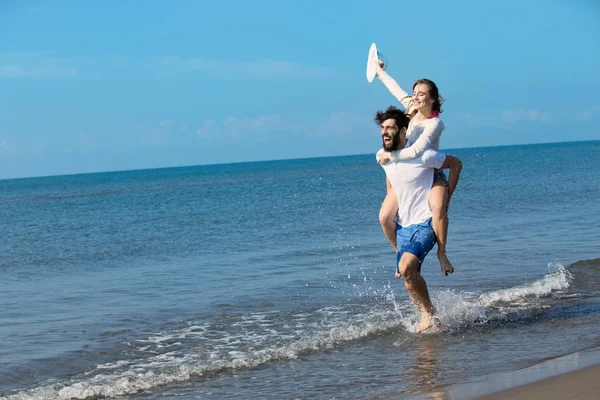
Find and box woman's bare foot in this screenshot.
[437,250,454,276]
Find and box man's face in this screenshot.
[381,118,403,151]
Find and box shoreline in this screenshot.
[404,347,600,400]
[477,363,600,399]
[436,345,600,400]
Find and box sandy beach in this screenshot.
[478,363,600,399]
[439,345,600,400]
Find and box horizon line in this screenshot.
[1,139,598,182]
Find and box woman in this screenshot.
[375,61,459,276]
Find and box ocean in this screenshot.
[1,140,599,399]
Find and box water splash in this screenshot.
[432,262,573,330]
[3,263,575,399]
[478,262,573,307]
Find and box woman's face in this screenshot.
[412,83,434,112]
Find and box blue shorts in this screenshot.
[396,218,437,272]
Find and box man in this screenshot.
[376,106,463,333]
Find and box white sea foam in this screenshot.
[4,264,574,399]
[478,262,572,307]
[4,305,415,400]
[431,262,573,330]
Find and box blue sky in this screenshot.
[1,0,599,179]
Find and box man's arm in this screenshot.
[441,155,463,203]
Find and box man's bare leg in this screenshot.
[380,191,399,252]
[396,264,424,311]
[397,252,442,333]
[400,279,424,313]
[429,181,454,276]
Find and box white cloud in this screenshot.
[0,52,340,81]
[179,123,190,134]
[224,114,280,136]
[573,106,600,121]
[111,135,127,152]
[458,108,551,127]
[501,109,550,122]
[460,106,599,127]
[196,115,281,138]
[32,140,46,154]
[194,112,372,140]
[155,56,340,79]
[148,131,170,146]
[0,52,78,78]
[64,132,97,153]
[76,132,96,150]
[196,120,218,138]
[457,112,496,127]
[147,120,173,146]
[0,139,16,153]
[306,112,369,137]
[138,119,193,147]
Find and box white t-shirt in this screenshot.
[376,71,445,162]
[381,149,447,227]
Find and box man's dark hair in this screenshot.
[374,106,410,129]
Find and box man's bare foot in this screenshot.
[438,251,454,276]
[416,314,443,333]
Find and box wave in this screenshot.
[3,263,576,399]
[434,262,573,330]
[478,263,572,307]
[3,304,415,399]
[568,258,600,268]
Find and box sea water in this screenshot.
[1,141,599,399]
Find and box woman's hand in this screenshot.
[378,151,391,164]
[376,59,385,76]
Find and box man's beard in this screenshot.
[382,133,400,151]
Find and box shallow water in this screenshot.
[1,141,599,399]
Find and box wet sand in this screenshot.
[439,346,600,400]
[477,363,600,399]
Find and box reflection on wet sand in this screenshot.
[405,336,448,400]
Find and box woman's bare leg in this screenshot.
[429,179,454,276]
[379,191,399,252]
